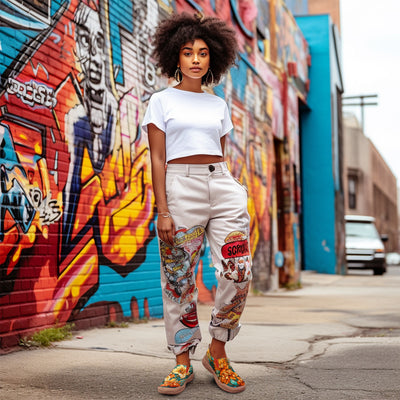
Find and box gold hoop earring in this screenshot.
[206,68,214,85]
[174,67,182,83]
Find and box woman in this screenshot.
[142,12,252,395]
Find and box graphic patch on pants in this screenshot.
[160,225,205,305]
[211,281,250,329]
[180,302,199,328]
[220,231,252,282]
[175,302,200,346]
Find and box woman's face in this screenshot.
[178,38,210,82]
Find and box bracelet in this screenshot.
[159,212,172,218]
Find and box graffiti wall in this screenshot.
[0,0,309,347]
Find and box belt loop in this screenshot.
[186,164,189,176]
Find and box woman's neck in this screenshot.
[175,79,203,93]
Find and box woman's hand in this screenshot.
[157,215,175,247]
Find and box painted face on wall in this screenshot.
[74,5,107,136]
[76,10,105,85]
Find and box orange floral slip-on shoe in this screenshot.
[202,348,246,393]
[158,364,194,395]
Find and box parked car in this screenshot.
[345,215,387,275]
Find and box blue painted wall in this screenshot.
[296,15,338,274]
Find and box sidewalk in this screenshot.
[1,271,400,399]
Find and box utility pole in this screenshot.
[342,94,378,133]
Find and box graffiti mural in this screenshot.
[0,0,160,346]
[0,0,309,347]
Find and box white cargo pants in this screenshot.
[159,162,252,355]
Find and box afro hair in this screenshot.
[152,12,238,85]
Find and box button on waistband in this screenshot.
[208,165,215,172]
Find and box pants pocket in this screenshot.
[228,173,248,194]
[165,174,180,199]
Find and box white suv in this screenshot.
[345,215,387,275]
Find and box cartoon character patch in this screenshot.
[220,231,252,282]
[160,225,205,305]
[160,245,194,304]
[211,281,250,330]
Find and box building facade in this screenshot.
[307,0,340,30]
[295,13,345,275]
[286,0,346,275]
[343,114,398,252]
[286,0,341,30]
[0,0,310,347]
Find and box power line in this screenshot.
[343,94,378,133]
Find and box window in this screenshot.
[348,175,357,209]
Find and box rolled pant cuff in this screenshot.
[209,323,241,342]
[168,339,201,356]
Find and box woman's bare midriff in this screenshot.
[168,154,224,164]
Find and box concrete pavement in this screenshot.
[1,269,400,399]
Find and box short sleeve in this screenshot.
[141,94,165,134]
[221,102,233,137]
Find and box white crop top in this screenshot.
[141,87,233,162]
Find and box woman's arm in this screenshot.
[148,123,175,246]
[220,135,226,157]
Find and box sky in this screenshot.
[340,0,400,182]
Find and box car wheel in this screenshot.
[373,267,385,275]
